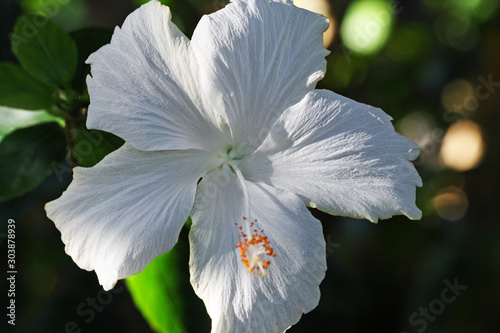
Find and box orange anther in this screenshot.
[235,218,276,277]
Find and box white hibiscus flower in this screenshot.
[45,0,422,332]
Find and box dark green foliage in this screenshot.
[0,122,65,201]
[74,126,124,167]
[0,62,55,110]
[70,27,113,92]
[11,14,78,87]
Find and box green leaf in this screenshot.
[73,126,124,167]
[127,244,187,333]
[0,122,66,201]
[127,226,210,333]
[11,14,78,87]
[0,62,55,110]
[0,107,62,141]
[70,28,113,92]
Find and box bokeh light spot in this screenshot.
[294,0,336,48]
[440,120,485,171]
[441,79,474,114]
[398,111,436,146]
[340,0,394,56]
[435,12,480,52]
[456,0,482,11]
[468,0,499,22]
[432,186,469,221]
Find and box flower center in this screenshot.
[216,146,244,162]
[235,217,276,277]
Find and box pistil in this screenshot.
[226,159,276,277]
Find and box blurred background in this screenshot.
[1,0,499,332]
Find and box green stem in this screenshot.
[64,114,77,167]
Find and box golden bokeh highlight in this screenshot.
[398,112,436,147]
[439,120,485,171]
[432,186,469,221]
[294,0,336,48]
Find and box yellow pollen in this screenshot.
[235,217,276,277]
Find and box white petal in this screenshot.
[191,0,330,152]
[86,0,229,152]
[243,90,422,222]
[189,168,326,333]
[45,144,220,290]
